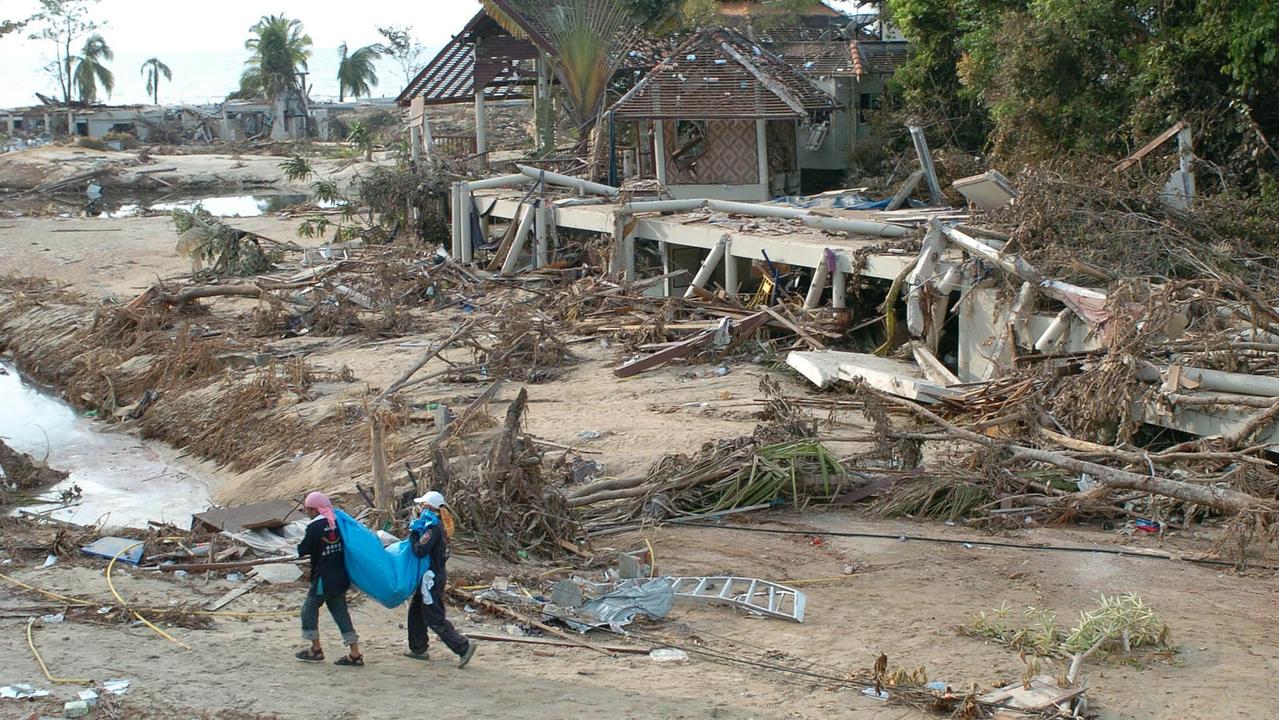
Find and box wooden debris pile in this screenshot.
[447,389,582,560]
[805,157,1279,552]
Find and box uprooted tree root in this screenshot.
[469,305,572,383]
[448,388,583,560]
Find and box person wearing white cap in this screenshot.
[404,491,475,667]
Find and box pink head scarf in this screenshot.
[304,492,337,530]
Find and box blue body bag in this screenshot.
[334,509,430,608]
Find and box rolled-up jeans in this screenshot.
[301,589,358,646]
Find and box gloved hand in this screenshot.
[409,516,428,534]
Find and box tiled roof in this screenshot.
[611,28,837,121]
[396,20,535,106]
[771,41,858,77]
[849,39,910,78]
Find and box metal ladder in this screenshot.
[669,576,806,623]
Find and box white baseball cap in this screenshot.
[412,490,446,508]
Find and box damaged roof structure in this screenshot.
[610,28,837,200]
[398,0,907,181]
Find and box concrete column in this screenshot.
[803,259,830,309]
[723,238,738,298]
[660,241,673,297]
[534,54,552,153]
[460,188,474,264]
[756,119,769,196]
[535,203,549,267]
[474,90,488,167]
[450,182,463,259]
[654,121,667,186]
[832,269,847,309]
[409,126,421,164]
[684,239,727,299]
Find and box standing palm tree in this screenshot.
[240,15,311,99]
[336,42,382,102]
[240,15,312,139]
[73,34,114,104]
[140,58,172,105]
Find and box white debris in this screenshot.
[102,679,130,695]
[649,648,689,663]
[1,683,50,699]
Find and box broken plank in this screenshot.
[763,306,825,351]
[465,632,652,654]
[1114,121,1186,173]
[614,331,714,378]
[886,170,924,211]
[786,350,957,402]
[910,343,960,386]
[614,311,768,378]
[203,578,264,611]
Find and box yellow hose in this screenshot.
[643,538,657,578]
[0,571,93,606]
[26,619,92,685]
[107,542,192,651]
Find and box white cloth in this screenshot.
[419,570,436,603]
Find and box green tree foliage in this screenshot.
[347,120,374,161]
[885,0,1279,182]
[2,14,32,40]
[239,14,311,102]
[140,57,171,105]
[376,25,423,86]
[29,0,100,104]
[72,33,112,103]
[337,42,382,102]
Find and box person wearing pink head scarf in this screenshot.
[296,492,363,666]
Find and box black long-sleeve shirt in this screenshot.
[409,524,448,593]
[297,517,350,596]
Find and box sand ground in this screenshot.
[0,514,1275,720]
[0,154,1275,719]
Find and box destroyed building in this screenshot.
[397,0,907,189]
[610,28,838,201]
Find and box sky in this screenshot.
[0,0,867,108]
[0,0,483,107]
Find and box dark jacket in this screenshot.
[409,524,448,594]
[297,517,350,596]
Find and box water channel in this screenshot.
[1,362,211,529]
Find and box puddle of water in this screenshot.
[1,363,211,529]
[96,193,322,219]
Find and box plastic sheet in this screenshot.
[334,510,430,608]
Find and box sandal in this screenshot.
[295,648,324,663]
[334,654,365,667]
